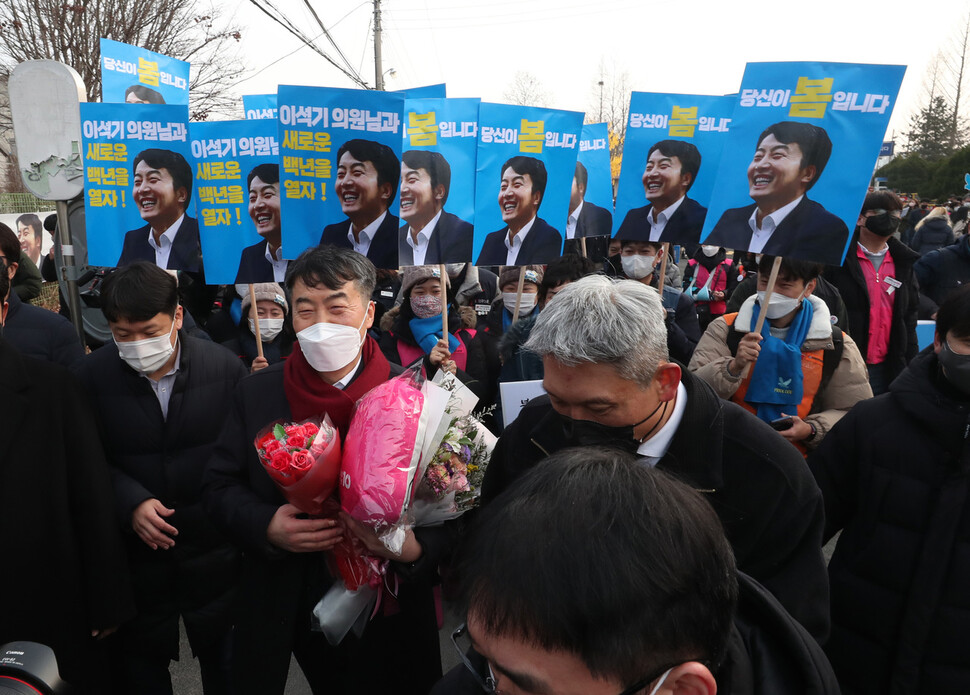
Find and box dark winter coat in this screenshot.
[914,235,970,305]
[825,234,919,381]
[481,369,830,642]
[75,334,246,658]
[809,349,970,694]
[202,360,449,695]
[909,216,955,256]
[0,339,134,693]
[3,291,84,367]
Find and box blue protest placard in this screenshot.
[395,84,447,99]
[614,93,735,248]
[189,120,281,284]
[399,97,479,265]
[566,122,614,243]
[243,94,278,121]
[277,86,405,268]
[100,39,190,106]
[473,103,583,266]
[701,62,906,265]
[80,103,197,269]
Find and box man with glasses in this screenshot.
[441,448,733,695]
[825,191,919,395]
[481,275,830,642]
[438,448,840,694]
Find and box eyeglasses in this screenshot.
[451,623,676,695]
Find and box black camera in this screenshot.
[0,642,69,695]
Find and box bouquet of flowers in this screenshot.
[314,367,498,645]
[254,416,341,516]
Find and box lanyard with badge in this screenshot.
[884,276,902,295]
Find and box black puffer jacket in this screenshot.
[909,216,955,256]
[75,334,246,657]
[809,349,970,694]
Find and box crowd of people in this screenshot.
[2,184,970,695]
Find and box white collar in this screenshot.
[749,195,803,232]
[407,209,443,249]
[651,194,685,224]
[637,381,687,463]
[147,214,185,251]
[349,210,388,245]
[505,216,537,250]
[332,355,363,390]
[569,199,584,221]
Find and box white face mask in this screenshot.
[756,290,803,320]
[502,292,537,316]
[621,254,656,280]
[115,319,178,375]
[701,245,720,257]
[249,317,284,342]
[296,309,369,373]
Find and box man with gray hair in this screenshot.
[481,274,830,642]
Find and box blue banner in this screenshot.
[243,94,278,121]
[189,120,281,284]
[399,97,479,264]
[614,93,735,248]
[700,62,906,266]
[80,103,196,269]
[578,123,613,212]
[473,103,584,266]
[100,39,190,106]
[395,84,447,99]
[277,86,405,268]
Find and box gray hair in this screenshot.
[524,275,668,386]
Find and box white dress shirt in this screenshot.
[347,211,388,258]
[636,382,688,466]
[565,200,584,240]
[747,195,803,254]
[504,216,537,265]
[406,209,443,266]
[648,196,685,242]
[264,243,289,283]
[147,214,185,269]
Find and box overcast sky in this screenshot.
[226,0,970,141]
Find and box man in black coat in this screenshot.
[915,233,970,305]
[319,138,400,269]
[76,262,246,694]
[704,121,850,266]
[808,285,970,694]
[481,274,830,642]
[476,156,563,266]
[0,268,134,694]
[203,246,447,695]
[565,161,612,240]
[824,191,919,395]
[235,163,288,284]
[615,139,707,247]
[398,150,473,265]
[0,223,84,367]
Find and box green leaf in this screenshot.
[273,423,287,440]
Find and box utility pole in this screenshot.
[374,0,384,91]
[598,80,604,122]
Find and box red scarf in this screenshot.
[284,336,391,435]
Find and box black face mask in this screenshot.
[561,399,668,453]
[938,340,970,396]
[864,213,900,237]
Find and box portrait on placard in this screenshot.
[188,119,281,285]
[100,39,190,106]
[399,97,478,265]
[564,123,613,245]
[473,103,584,267]
[80,103,199,271]
[277,85,404,269]
[613,93,735,249]
[700,62,906,266]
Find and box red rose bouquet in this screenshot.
[254,416,341,516]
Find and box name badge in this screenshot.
[475,302,491,316]
[884,276,902,295]
[380,290,394,298]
